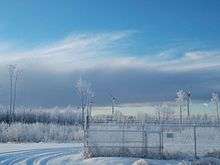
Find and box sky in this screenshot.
[0,0,220,107]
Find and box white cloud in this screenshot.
[0,31,134,72]
[0,31,220,73]
[153,51,220,72]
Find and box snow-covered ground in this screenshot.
[0,143,190,165]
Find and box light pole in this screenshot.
[8,65,16,124]
[186,91,191,119]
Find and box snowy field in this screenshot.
[0,143,191,165]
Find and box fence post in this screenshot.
[145,131,148,156]
[161,126,164,157]
[122,121,125,155]
[159,126,164,158]
[193,125,197,159]
[142,124,145,157]
[83,107,91,157]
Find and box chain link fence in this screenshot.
[85,122,220,159]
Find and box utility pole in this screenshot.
[12,69,21,122]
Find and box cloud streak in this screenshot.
[0,31,220,74]
[0,31,134,72]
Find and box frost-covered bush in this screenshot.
[133,159,149,165]
[0,122,83,143]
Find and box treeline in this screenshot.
[0,106,82,125]
[92,110,217,124]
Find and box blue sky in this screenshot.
[0,0,220,106]
[0,0,220,53]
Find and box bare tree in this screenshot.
[176,90,186,124]
[211,92,220,123]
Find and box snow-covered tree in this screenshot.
[75,78,93,127]
[211,92,220,123]
[176,90,186,124]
